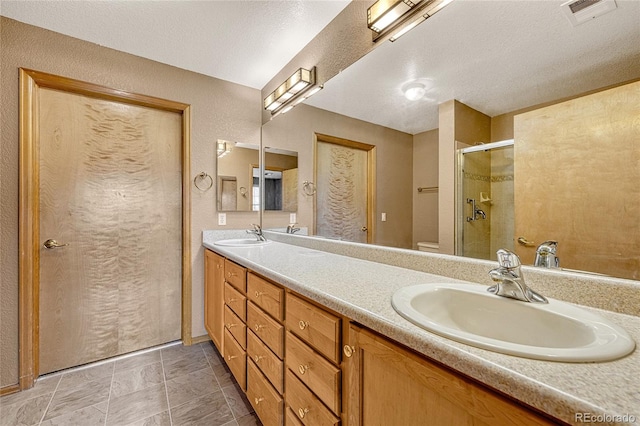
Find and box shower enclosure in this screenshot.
[456,140,514,261]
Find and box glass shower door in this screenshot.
[456,140,514,261]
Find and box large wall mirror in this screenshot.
[216,140,260,212]
[261,0,640,280]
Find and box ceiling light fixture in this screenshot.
[369,0,455,42]
[264,67,316,114]
[403,82,426,100]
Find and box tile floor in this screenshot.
[0,342,261,426]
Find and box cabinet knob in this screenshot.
[217,264,222,269]
[227,271,236,277]
[255,291,264,298]
[254,397,264,405]
[298,364,310,375]
[298,407,309,419]
[254,355,264,363]
[226,323,237,328]
[298,320,309,330]
[254,324,265,332]
[227,355,237,361]
[343,345,355,358]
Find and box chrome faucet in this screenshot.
[488,249,548,303]
[246,223,267,241]
[534,240,559,268]
[286,223,300,234]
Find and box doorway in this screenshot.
[456,140,514,260]
[314,133,375,243]
[19,69,192,387]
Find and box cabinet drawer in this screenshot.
[248,273,284,321]
[248,301,284,359]
[286,293,341,364]
[247,330,283,394]
[286,332,340,415]
[225,259,247,293]
[285,407,304,426]
[285,370,340,426]
[247,360,283,426]
[224,305,247,349]
[224,282,247,320]
[223,328,246,391]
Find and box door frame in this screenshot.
[313,133,376,243]
[18,69,192,390]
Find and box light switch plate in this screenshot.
[218,213,226,226]
[381,212,387,222]
[290,213,297,223]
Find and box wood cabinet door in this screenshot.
[205,250,225,352]
[344,325,559,426]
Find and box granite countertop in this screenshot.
[202,233,640,425]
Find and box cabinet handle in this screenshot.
[217,264,222,269]
[227,271,237,277]
[253,355,264,363]
[343,345,355,358]
[298,320,309,330]
[227,355,237,361]
[254,324,265,332]
[254,397,264,405]
[298,407,309,419]
[298,364,309,375]
[255,291,263,298]
[226,323,237,328]
[227,297,237,303]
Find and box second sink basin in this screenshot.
[392,283,635,362]
[214,238,271,247]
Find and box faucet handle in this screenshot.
[496,249,521,269]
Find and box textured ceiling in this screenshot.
[0,0,350,89]
[306,0,640,134]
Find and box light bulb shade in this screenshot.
[368,0,416,33]
[263,67,316,111]
[217,140,234,158]
[404,82,426,100]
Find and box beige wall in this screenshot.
[514,80,640,280]
[262,104,414,248]
[412,129,439,249]
[0,17,261,388]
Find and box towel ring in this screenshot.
[194,172,213,191]
[302,181,316,196]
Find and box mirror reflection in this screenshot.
[263,148,299,212]
[216,140,259,212]
[261,0,640,280]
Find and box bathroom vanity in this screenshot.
[203,231,640,426]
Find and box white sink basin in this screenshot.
[214,238,271,247]
[392,283,635,362]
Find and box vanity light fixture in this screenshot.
[263,67,316,113]
[370,0,455,42]
[217,140,233,158]
[271,84,324,118]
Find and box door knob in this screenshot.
[361,226,368,232]
[43,239,69,249]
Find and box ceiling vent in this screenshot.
[561,0,617,26]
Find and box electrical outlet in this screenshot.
[381,212,387,222]
[218,213,226,226]
[290,213,297,223]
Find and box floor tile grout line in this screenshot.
[36,374,63,425]
[202,342,238,422]
[159,346,174,426]
[102,361,116,426]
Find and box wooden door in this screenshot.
[205,250,225,352]
[315,134,374,243]
[344,325,557,426]
[37,87,182,374]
